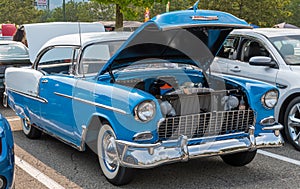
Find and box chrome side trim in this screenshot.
[7,88,48,103]
[54,92,127,115]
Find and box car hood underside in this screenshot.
[100,10,251,74]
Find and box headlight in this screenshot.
[135,101,156,122]
[261,90,278,109]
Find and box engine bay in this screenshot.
[115,74,249,118]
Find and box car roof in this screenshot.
[0,40,26,46]
[232,28,300,38]
[41,32,132,48]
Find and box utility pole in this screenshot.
[63,0,66,21]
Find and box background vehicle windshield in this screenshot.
[270,35,300,65]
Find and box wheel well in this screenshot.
[85,115,109,154]
[279,93,300,124]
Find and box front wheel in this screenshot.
[22,118,42,139]
[221,150,257,166]
[97,123,134,186]
[284,97,300,151]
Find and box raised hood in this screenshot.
[100,10,251,74]
[25,22,105,63]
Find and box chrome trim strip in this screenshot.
[54,92,127,115]
[7,88,48,103]
[262,124,284,131]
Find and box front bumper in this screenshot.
[112,124,284,169]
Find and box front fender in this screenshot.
[222,75,279,133]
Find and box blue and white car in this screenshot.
[0,114,14,189]
[4,10,283,185]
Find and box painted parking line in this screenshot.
[258,150,300,166]
[15,156,65,189]
[6,116,22,131]
[6,116,20,122]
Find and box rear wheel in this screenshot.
[221,150,257,166]
[284,97,300,151]
[97,123,134,186]
[22,118,42,139]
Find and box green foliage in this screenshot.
[199,0,291,27]
[0,0,298,28]
[41,1,115,22]
[285,0,300,26]
[0,0,42,25]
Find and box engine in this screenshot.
[115,76,249,118]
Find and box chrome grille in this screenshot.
[158,110,255,140]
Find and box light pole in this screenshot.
[63,0,66,21]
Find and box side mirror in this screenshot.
[249,56,276,67]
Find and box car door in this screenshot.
[37,46,80,144]
[216,36,279,86]
[71,41,126,136]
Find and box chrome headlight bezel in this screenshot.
[261,90,278,109]
[134,101,156,122]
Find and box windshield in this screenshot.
[270,35,300,65]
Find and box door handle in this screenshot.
[229,66,241,72]
[41,79,48,83]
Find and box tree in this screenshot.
[0,0,42,25]
[285,0,300,27]
[93,0,161,29]
[41,1,115,22]
[200,0,291,27]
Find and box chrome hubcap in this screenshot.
[22,118,31,134]
[102,132,118,171]
[288,103,300,145]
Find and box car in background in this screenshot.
[0,114,15,189]
[212,28,300,150]
[0,40,31,98]
[0,24,16,41]
[4,10,283,185]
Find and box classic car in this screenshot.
[212,28,300,151]
[4,10,283,185]
[0,40,31,98]
[0,114,15,189]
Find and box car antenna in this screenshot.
[78,21,84,77]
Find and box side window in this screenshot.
[38,47,75,74]
[79,41,124,75]
[217,37,240,59]
[240,40,270,62]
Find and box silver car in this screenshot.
[212,28,300,150]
